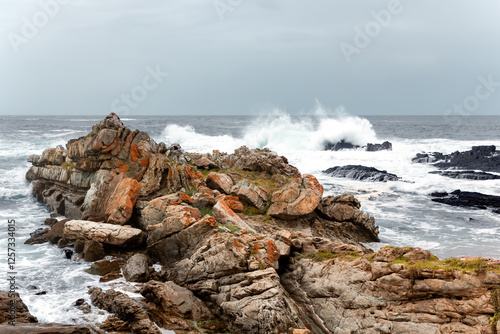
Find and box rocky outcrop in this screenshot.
[231,180,270,212]
[88,287,161,334]
[413,145,500,173]
[431,190,500,213]
[268,174,324,219]
[63,220,145,247]
[206,172,234,194]
[281,246,500,334]
[324,140,393,152]
[323,165,399,182]
[429,170,500,180]
[139,192,194,229]
[213,199,254,232]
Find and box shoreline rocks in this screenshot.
[23,114,500,333]
[324,140,392,151]
[431,189,500,213]
[323,165,400,182]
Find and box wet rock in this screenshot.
[414,145,500,173]
[63,220,145,247]
[88,287,161,334]
[99,271,123,283]
[429,170,500,180]
[74,239,85,253]
[0,291,38,324]
[140,280,213,321]
[366,141,393,151]
[83,240,105,262]
[46,219,70,244]
[44,218,58,226]
[123,254,151,282]
[86,258,123,276]
[431,189,500,212]
[323,165,399,182]
[62,248,74,259]
[206,172,234,194]
[268,174,323,219]
[25,228,49,245]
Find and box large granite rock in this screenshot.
[206,172,234,194]
[212,200,254,232]
[63,220,145,247]
[0,291,37,324]
[123,254,151,282]
[268,174,323,219]
[230,180,270,212]
[139,192,194,229]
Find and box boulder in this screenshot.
[123,254,151,282]
[88,287,161,334]
[63,220,145,247]
[193,157,220,170]
[323,165,399,182]
[206,172,234,194]
[140,281,213,321]
[230,180,270,212]
[46,219,70,244]
[83,240,105,262]
[215,195,243,213]
[86,258,123,276]
[212,200,254,232]
[366,141,392,151]
[105,177,140,225]
[0,291,38,324]
[268,174,323,219]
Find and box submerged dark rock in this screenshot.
[323,165,399,182]
[429,170,500,180]
[324,140,392,152]
[431,189,500,212]
[414,145,500,173]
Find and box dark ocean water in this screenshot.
[1,113,499,325]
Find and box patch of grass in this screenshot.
[243,205,265,216]
[60,162,75,170]
[200,170,211,177]
[159,188,170,196]
[184,188,197,197]
[200,207,213,217]
[299,248,360,263]
[225,225,241,233]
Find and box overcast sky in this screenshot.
[1,0,499,116]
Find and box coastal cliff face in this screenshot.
[23,114,500,334]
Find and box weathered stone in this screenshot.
[206,172,234,194]
[212,200,254,232]
[192,186,216,208]
[88,287,161,334]
[86,258,123,276]
[140,193,194,229]
[231,180,270,211]
[0,323,91,333]
[46,219,70,244]
[83,240,105,262]
[215,195,243,213]
[146,205,201,245]
[63,220,145,247]
[268,174,323,219]
[25,228,49,245]
[105,177,140,225]
[123,254,151,283]
[140,281,213,321]
[193,157,220,170]
[0,291,37,324]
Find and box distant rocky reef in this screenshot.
[17,113,500,334]
[324,139,392,151]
